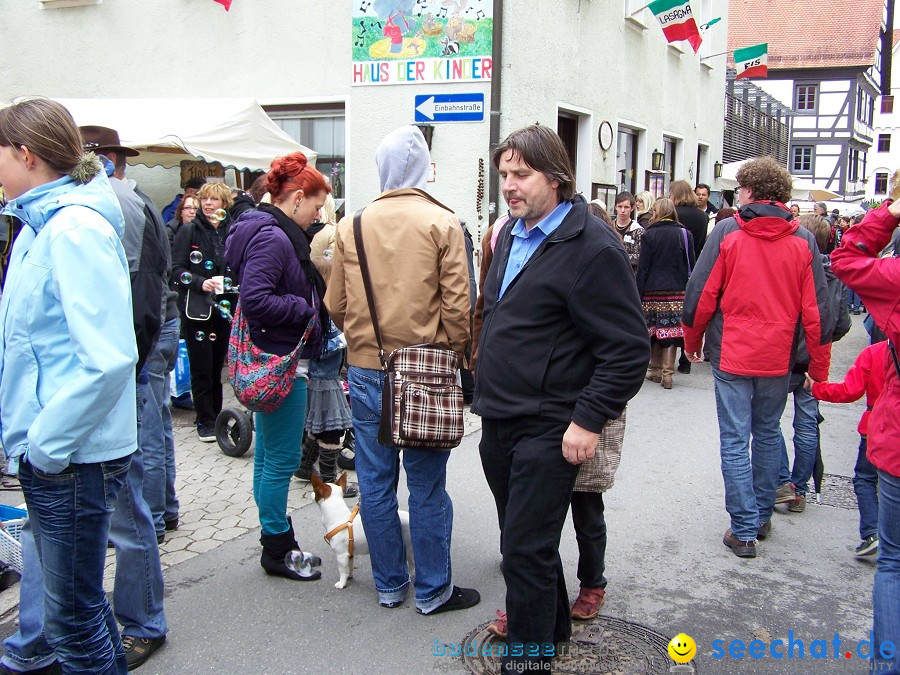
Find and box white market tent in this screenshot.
[719,159,840,202]
[50,98,315,171]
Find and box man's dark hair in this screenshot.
[615,191,635,207]
[491,124,575,201]
[695,183,711,193]
[185,177,207,191]
[107,150,127,174]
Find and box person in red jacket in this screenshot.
[808,341,888,557]
[827,199,900,674]
[682,156,832,559]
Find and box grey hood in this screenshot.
[375,125,430,191]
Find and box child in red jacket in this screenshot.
[807,340,889,557]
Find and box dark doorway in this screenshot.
[557,114,578,172]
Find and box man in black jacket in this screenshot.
[472,125,648,674]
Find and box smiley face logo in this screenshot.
[667,633,697,664]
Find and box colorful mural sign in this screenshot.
[352,0,493,86]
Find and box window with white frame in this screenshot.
[792,146,814,174]
[795,84,818,113]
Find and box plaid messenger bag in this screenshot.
[353,210,464,450]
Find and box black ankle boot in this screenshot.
[259,525,321,581]
[294,433,319,480]
[318,441,359,498]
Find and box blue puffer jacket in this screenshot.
[0,170,138,474]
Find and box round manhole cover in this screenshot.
[460,616,698,674]
[805,474,858,510]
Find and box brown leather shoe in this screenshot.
[757,521,772,539]
[723,528,757,558]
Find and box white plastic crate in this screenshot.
[0,505,27,574]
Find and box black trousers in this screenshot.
[571,491,607,589]
[480,417,580,673]
[182,315,230,426]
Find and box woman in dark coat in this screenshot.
[636,198,695,389]
[224,152,330,581]
[172,182,237,441]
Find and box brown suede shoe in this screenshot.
[723,529,757,558]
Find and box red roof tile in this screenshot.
[728,0,885,70]
[893,28,900,48]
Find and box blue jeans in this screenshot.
[713,368,790,541]
[873,470,900,674]
[347,367,454,612]
[4,388,168,671]
[777,372,819,496]
[253,380,307,536]
[854,436,879,540]
[847,287,863,311]
[17,456,132,675]
[145,317,180,531]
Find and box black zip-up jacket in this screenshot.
[635,220,695,297]
[471,195,650,432]
[171,212,236,321]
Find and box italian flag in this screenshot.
[648,0,703,53]
[734,43,768,79]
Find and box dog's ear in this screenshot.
[311,473,331,501]
[337,472,348,491]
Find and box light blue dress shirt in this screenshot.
[499,201,573,298]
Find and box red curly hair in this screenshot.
[265,152,331,202]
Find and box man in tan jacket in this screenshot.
[326,125,477,615]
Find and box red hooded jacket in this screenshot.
[682,202,832,380]
[830,202,900,477]
[812,341,888,436]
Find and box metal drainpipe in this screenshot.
[488,0,503,225]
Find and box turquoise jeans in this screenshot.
[253,380,308,536]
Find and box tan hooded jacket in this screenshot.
[326,187,470,369]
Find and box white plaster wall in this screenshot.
[2,0,725,227]
[866,45,900,200]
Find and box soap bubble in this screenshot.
[194,331,205,341]
[223,277,233,290]
[218,300,232,312]
[180,272,192,285]
[214,208,228,221]
[204,260,214,270]
[189,251,202,264]
[208,333,217,342]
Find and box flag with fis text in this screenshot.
[734,43,768,79]
[648,0,702,53]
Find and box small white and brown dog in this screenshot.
[310,472,413,589]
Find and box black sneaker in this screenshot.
[197,423,216,443]
[122,634,166,670]
[164,517,179,531]
[0,663,61,675]
[156,532,165,545]
[855,535,879,557]
[418,586,481,615]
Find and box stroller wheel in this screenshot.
[216,408,252,457]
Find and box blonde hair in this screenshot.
[320,193,337,226]
[198,181,234,209]
[635,191,655,216]
[650,197,679,224]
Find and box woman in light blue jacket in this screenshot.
[0,98,138,674]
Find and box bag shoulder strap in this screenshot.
[890,339,900,380]
[682,227,693,276]
[352,209,386,368]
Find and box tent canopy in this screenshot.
[50,98,314,171]
[719,159,840,202]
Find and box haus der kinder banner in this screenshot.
[352,0,493,86]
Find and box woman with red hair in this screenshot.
[225,152,331,581]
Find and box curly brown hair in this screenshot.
[734,157,792,203]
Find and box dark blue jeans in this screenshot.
[874,469,900,674]
[19,455,132,675]
[854,436,879,540]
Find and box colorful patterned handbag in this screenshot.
[227,301,318,414]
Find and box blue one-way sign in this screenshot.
[414,93,485,123]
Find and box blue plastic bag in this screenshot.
[173,339,191,397]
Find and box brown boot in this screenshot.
[661,346,676,389]
[646,342,663,383]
